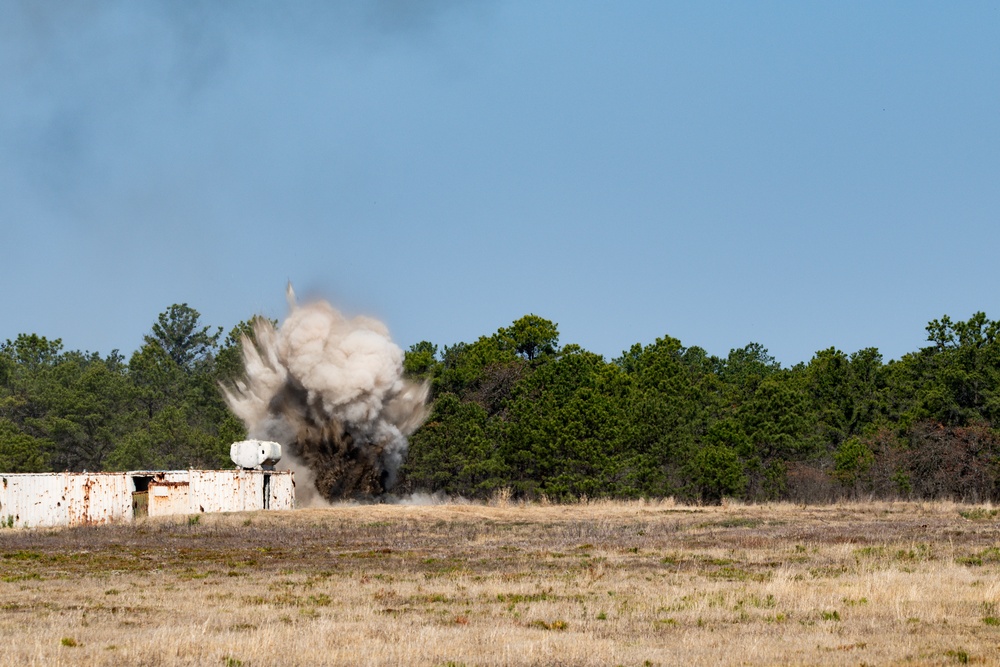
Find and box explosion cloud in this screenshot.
[222,286,429,503]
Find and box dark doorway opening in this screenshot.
[132,476,153,518]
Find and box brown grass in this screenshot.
[1,499,999,666]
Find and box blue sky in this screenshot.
[2,1,998,366]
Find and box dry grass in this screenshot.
[1,499,999,666]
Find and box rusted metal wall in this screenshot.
[66,473,131,526]
[0,473,71,529]
[0,470,294,529]
[266,472,295,511]
[143,470,295,515]
[189,470,253,514]
[147,473,192,517]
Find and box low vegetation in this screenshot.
[1,500,999,665]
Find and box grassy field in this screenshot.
[1,499,999,666]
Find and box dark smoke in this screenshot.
[222,286,429,504]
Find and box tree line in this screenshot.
[2,306,999,503]
[398,312,1000,503]
[0,305,255,474]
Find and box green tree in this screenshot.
[105,403,228,471]
[144,304,222,372]
[498,314,560,361]
[0,337,137,472]
[403,341,439,379]
[129,343,186,419]
[918,313,1000,425]
[503,348,631,498]
[121,307,238,470]
[804,347,887,462]
[720,343,781,400]
[435,336,521,400]
[40,352,136,471]
[1,333,64,370]
[616,336,725,496]
[0,418,50,472]
[401,393,506,496]
[685,444,747,504]
[833,437,875,493]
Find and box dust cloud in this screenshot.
[222,286,429,504]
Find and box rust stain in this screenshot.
[0,470,293,528]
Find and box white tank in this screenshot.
[230,440,282,469]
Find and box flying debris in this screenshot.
[222,286,429,503]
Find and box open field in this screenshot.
[1,500,999,666]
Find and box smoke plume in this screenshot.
[222,286,429,502]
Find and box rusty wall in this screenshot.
[144,470,294,516]
[66,474,131,526]
[0,470,294,529]
[266,472,295,511]
[0,473,69,528]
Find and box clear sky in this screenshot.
[2,2,998,366]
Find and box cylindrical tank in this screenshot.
[230,440,282,469]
